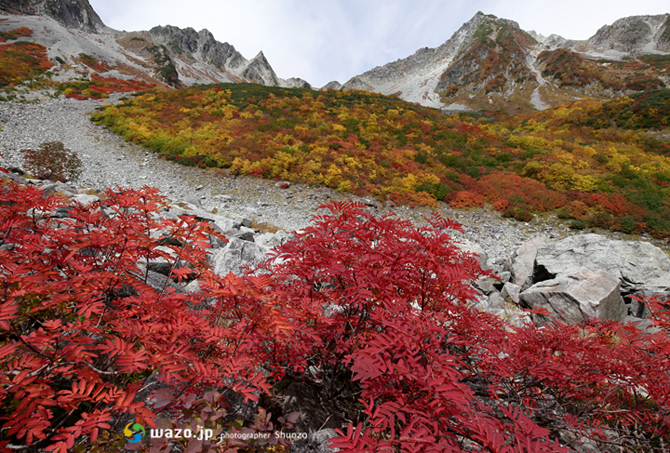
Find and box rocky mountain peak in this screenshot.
[243,51,280,86]
[321,81,342,90]
[0,0,104,33]
[145,24,278,84]
[283,77,312,89]
[434,11,537,94]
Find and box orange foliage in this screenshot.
[60,74,154,100]
[0,41,53,86]
[448,190,485,208]
[478,173,567,212]
[0,27,32,43]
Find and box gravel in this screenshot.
[0,95,664,265]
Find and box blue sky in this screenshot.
[88,0,669,88]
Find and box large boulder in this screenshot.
[533,234,670,294]
[212,237,268,276]
[520,267,626,325]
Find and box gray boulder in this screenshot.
[533,234,670,294]
[212,238,268,276]
[520,267,626,325]
[504,236,547,290]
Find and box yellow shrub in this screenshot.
[337,180,353,193]
[572,174,600,192]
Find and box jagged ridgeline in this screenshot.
[92,83,670,236]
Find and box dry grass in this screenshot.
[250,218,282,234]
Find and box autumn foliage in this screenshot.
[1,178,669,452]
[0,27,33,43]
[20,141,83,182]
[0,40,53,87]
[91,84,670,237]
[0,182,272,452]
[259,202,670,452]
[58,74,155,100]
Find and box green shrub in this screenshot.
[569,219,588,230]
[556,208,572,219]
[618,216,637,234]
[416,182,450,201]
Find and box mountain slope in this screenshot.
[342,12,670,113]
[0,0,286,89]
[342,12,497,109]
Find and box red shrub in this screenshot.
[2,186,669,452]
[0,183,271,452]
[257,201,670,452]
[447,190,485,208]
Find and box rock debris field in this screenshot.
[0,94,666,267]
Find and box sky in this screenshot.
[88,0,669,88]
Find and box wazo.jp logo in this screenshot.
[124,422,145,443]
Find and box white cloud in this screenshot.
[88,0,669,88]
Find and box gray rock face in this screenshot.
[341,10,670,111]
[501,282,521,306]
[147,25,241,70]
[533,234,670,294]
[455,238,489,270]
[284,77,312,89]
[0,0,104,33]
[587,14,670,53]
[341,76,373,91]
[520,267,625,325]
[212,237,268,276]
[144,26,280,86]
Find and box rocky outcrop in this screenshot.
[212,237,270,276]
[340,12,492,108]
[503,236,546,291]
[0,0,104,33]
[496,233,670,327]
[144,26,282,86]
[146,26,244,71]
[283,77,312,89]
[519,267,625,325]
[321,81,342,91]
